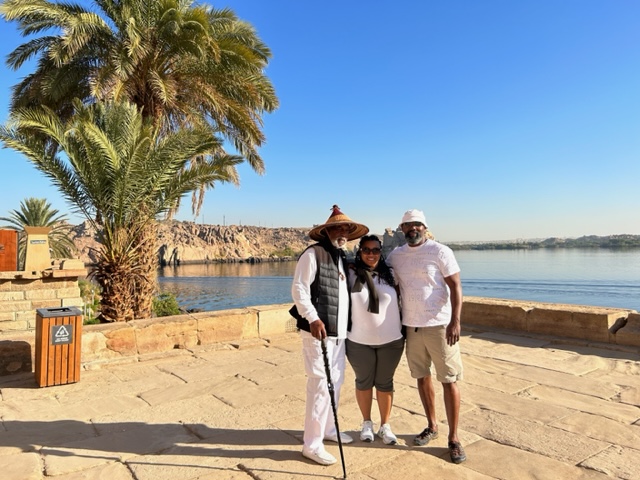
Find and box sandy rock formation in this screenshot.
[70,220,315,266]
[69,221,399,266]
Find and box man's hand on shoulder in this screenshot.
[309,319,326,340]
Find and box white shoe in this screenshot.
[360,420,374,442]
[302,447,337,465]
[377,423,397,445]
[324,432,354,444]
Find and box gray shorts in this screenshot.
[405,325,463,383]
[346,337,405,391]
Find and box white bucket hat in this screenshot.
[400,209,428,228]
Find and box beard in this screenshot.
[405,230,424,246]
[331,236,348,249]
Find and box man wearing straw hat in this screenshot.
[291,205,368,466]
[387,209,467,464]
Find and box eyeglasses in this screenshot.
[402,222,424,228]
[360,247,381,255]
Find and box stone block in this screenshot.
[81,324,137,363]
[459,408,609,464]
[527,306,573,337]
[0,452,41,480]
[15,311,34,323]
[133,316,199,355]
[463,296,531,330]
[0,300,31,312]
[24,288,57,300]
[105,326,138,356]
[527,305,628,342]
[0,291,24,301]
[0,312,15,322]
[55,286,81,298]
[31,299,62,309]
[196,309,258,345]
[11,278,43,290]
[614,313,640,347]
[60,259,85,270]
[580,445,640,480]
[571,309,629,343]
[0,339,33,375]
[251,303,297,336]
[0,320,28,332]
[61,297,83,307]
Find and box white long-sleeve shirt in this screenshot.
[291,247,349,339]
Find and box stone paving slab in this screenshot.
[580,444,640,480]
[550,412,640,450]
[460,383,572,424]
[0,452,41,480]
[619,386,639,406]
[505,364,620,399]
[459,408,610,464]
[42,424,198,476]
[461,354,521,374]
[0,329,638,479]
[52,462,134,480]
[463,439,611,480]
[0,419,97,454]
[463,366,536,394]
[526,385,640,423]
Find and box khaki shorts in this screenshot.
[405,325,463,383]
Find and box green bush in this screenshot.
[272,246,299,257]
[153,292,181,317]
[79,279,101,324]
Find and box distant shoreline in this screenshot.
[445,234,640,251]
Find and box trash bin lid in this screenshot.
[36,307,83,318]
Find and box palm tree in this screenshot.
[0,99,242,321]
[0,197,76,269]
[1,0,278,215]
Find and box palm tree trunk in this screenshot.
[132,223,158,319]
[94,255,136,322]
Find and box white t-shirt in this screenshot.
[347,270,403,346]
[387,240,460,328]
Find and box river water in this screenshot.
[157,248,640,312]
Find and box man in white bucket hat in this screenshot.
[387,209,466,464]
[291,205,368,466]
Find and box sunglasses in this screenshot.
[360,247,381,255]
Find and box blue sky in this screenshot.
[1,0,639,241]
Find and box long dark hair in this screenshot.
[354,235,395,286]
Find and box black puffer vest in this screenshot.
[294,242,351,336]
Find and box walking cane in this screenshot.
[321,338,347,479]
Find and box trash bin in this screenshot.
[34,307,83,387]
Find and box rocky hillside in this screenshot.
[70,220,318,265]
[70,220,405,266]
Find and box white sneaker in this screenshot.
[377,423,397,445]
[302,447,337,465]
[360,420,374,442]
[324,432,354,444]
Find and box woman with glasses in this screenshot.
[346,235,405,445]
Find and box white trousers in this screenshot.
[301,332,346,453]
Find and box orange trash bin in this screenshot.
[34,307,83,387]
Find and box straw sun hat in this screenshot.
[309,205,369,241]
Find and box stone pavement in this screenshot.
[0,326,638,480]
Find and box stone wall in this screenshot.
[0,298,638,378]
[461,296,639,346]
[0,260,87,333]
